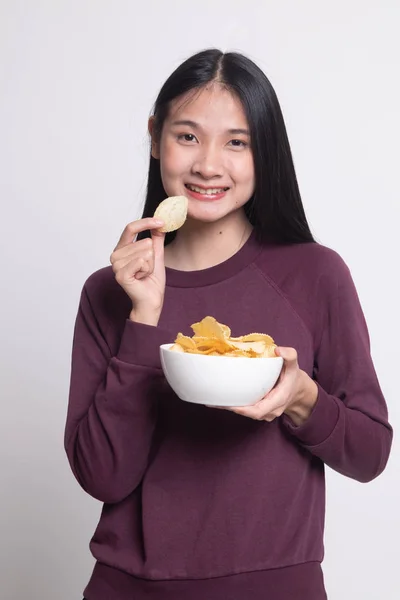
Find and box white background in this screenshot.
[1,1,399,598]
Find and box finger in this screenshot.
[151,229,166,278]
[130,258,151,280]
[135,251,155,279]
[134,264,152,280]
[111,256,132,274]
[115,257,151,285]
[112,246,154,275]
[230,404,267,420]
[274,346,298,368]
[230,394,286,421]
[114,218,164,251]
[111,238,153,263]
[230,406,280,421]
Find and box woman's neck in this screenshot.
[164,211,253,272]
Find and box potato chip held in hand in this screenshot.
[153,196,188,233]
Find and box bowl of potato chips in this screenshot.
[160,317,283,407]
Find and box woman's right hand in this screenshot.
[110,217,166,326]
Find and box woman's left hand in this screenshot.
[217,347,319,425]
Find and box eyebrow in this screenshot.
[171,120,250,136]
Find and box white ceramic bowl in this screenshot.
[160,344,283,407]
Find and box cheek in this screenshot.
[160,140,176,178]
[160,139,190,179]
[234,154,255,187]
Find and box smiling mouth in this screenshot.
[185,184,229,195]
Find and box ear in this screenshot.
[148,116,160,159]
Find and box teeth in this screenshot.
[187,184,227,195]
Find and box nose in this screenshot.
[191,144,224,180]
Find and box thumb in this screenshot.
[151,229,166,274]
[274,346,298,366]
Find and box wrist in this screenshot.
[284,371,318,426]
[129,308,161,327]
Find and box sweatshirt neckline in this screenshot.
[165,230,264,288]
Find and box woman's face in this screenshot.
[151,84,255,225]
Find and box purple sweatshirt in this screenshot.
[65,232,392,600]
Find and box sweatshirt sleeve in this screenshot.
[282,253,393,483]
[64,280,174,504]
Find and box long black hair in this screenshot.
[138,49,315,245]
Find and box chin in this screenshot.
[187,209,229,224]
[188,202,245,223]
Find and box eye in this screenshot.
[228,139,248,148]
[178,133,198,143]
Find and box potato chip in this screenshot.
[230,333,275,345]
[191,316,227,340]
[192,336,211,344]
[175,333,197,351]
[169,316,278,359]
[154,196,188,233]
[186,347,218,355]
[191,336,231,351]
[262,345,278,358]
[229,340,269,354]
[169,343,184,353]
[224,349,256,358]
[220,324,231,338]
[196,339,233,353]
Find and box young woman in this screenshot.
[65,49,392,600]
